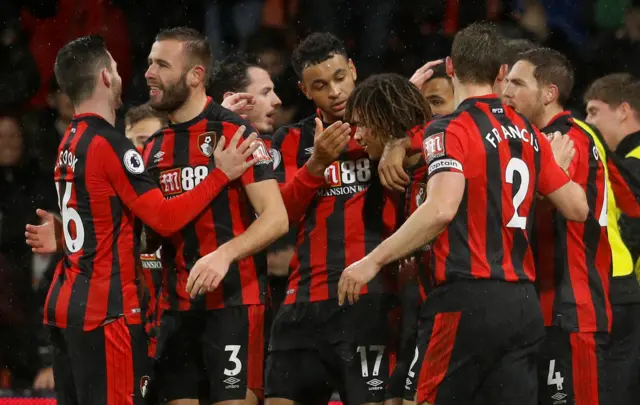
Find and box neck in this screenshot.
[538,103,564,129]
[320,109,340,124]
[453,80,495,108]
[169,89,208,124]
[74,96,116,126]
[615,121,640,151]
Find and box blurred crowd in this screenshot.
[2,0,640,394]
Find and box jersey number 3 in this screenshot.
[56,182,85,253]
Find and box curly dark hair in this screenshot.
[345,73,433,142]
[291,32,348,78]
[209,53,262,102]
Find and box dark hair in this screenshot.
[209,53,262,102]
[53,35,112,105]
[450,22,504,85]
[584,73,640,113]
[125,104,168,128]
[517,47,574,107]
[426,60,450,82]
[345,73,433,141]
[291,32,348,78]
[155,27,213,82]
[502,38,538,68]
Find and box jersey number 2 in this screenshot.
[505,158,530,229]
[55,182,85,253]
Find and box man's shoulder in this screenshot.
[203,101,255,130]
[272,115,316,146]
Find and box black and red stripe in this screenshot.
[45,115,146,330]
[144,98,270,312]
[271,114,401,304]
[427,96,548,285]
[535,112,612,333]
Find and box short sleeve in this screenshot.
[100,135,158,204]
[423,121,466,180]
[220,122,275,186]
[270,126,302,185]
[537,131,570,196]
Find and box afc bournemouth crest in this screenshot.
[198,132,217,157]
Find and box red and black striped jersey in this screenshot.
[403,125,431,302]
[422,95,570,285]
[534,111,612,333]
[45,113,230,330]
[143,98,273,311]
[140,249,162,357]
[271,114,402,303]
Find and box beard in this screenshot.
[150,73,190,113]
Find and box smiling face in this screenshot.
[351,111,385,160]
[299,54,357,123]
[243,67,282,133]
[145,40,192,113]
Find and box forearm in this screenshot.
[216,206,289,263]
[369,200,450,267]
[279,163,325,223]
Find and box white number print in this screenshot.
[55,182,85,253]
[547,359,564,391]
[324,158,371,186]
[356,345,385,377]
[223,345,242,377]
[505,158,531,229]
[407,346,420,379]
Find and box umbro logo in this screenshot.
[367,379,383,387]
[551,393,567,401]
[153,151,165,163]
[304,147,314,155]
[223,377,240,385]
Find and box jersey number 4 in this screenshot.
[56,182,85,253]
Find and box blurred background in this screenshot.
[2,0,640,400]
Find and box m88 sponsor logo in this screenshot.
[159,166,209,196]
[317,157,372,197]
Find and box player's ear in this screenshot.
[619,101,633,122]
[544,84,558,106]
[445,56,454,79]
[298,81,312,100]
[189,65,206,87]
[101,68,111,89]
[496,64,508,83]
[222,91,235,100]
[348,58,357,82]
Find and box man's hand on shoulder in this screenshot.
[214,125,260,181]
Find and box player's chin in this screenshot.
[255,121,273,134]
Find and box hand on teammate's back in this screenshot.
[25,209,62,254]
[379,139,410,191]
[214,125,260,181]
[221,93,255,120]
[306,118,351,176]
[547,131,576,173]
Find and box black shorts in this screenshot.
[387,281,422,400]
[538,326,608,405]
[155,305,266,403]
[601,302,640,405]
[407,280,545,405]
[50,317,150,405]
[265,295,394,405]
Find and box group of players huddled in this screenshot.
[23,20,640,405]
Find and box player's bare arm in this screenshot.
[186,179,288,297]
[338,171,465,305]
